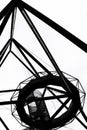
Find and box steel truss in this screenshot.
[0,0,87,130]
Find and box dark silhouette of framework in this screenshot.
[0,0,87,130]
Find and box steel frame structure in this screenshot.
[0,0,87,130]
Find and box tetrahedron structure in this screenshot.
[0,0,87,130]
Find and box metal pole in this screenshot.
[0,117,9,130]
[13,39,51,75]
[20,0,87,53]
[18,7,72,93]
[14,42,39,77]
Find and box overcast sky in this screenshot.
[0,0,87,130]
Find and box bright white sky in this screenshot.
[0,0,87,130]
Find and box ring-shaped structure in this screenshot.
[16,75,81,129]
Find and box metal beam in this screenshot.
[0,39,11,62]
[0,39,11,56]
[50,98,70,120]
[14,42,39,77]
[11,51,36,76]
[79,106,87,122]
[0,7,13,35]
[0,100,18,105]
[0,117,9,130]
[0,89,20,93]
[10,7,17,40]
[0,51,10,67]
[49,89,87,129]
[13,38,52,75]
[18,7,72,94]
[0,95,68,105]
[0,0,13,20]
[20,0,87,53]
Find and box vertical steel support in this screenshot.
[10,7,17,51]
